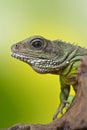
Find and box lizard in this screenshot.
[11,35,87,120]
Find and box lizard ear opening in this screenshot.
[30,38,44,50]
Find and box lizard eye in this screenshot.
[31,39,44,49]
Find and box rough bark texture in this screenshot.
[8,56,87,130]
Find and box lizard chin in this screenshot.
[11,52,60,74]
[11,52,50,73]
[11,52,49,73]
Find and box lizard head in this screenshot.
[11,36,65,73]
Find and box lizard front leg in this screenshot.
[53,84,70,120]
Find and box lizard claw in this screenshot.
[53,100,70,120]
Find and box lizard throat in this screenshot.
[11,52,60,73]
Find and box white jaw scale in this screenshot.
[11,52,29,62]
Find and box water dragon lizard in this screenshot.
[11,36,87,120]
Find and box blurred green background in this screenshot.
[0,0,87,128]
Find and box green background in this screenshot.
[0,0,87,128]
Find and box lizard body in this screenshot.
[11,36,87,119]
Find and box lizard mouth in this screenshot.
[11,52,59,73]
[11,52,30,63]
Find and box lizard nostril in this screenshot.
[15,44,20,49]
[11,44,19,51]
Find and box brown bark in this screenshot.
[8,56,87,130]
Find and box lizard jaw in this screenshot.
[11,52,50,73]
[11,52,60,73]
